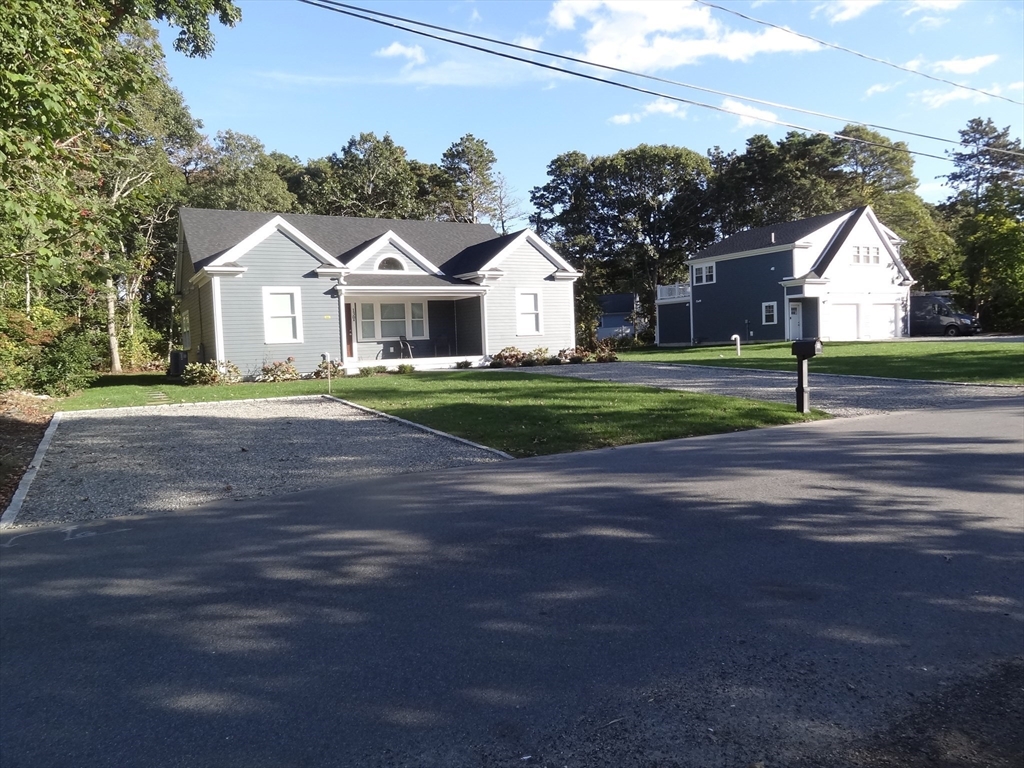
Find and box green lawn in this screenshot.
[619,341,1024,385]
[56,371,826,457]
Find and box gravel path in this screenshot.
[12,396,503,528]
[509,362,1024,417]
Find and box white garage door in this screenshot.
[830,304,859,340]
[868,303,898,339]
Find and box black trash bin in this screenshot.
[167,350,188,377]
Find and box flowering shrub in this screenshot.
[492,346,525,367]
[559,347,591,364]
[181,361,242,386]
[521,347,549,367]
[256,357,300,382]
[309,359,345,379]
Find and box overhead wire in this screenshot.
[305,0,1023,158]
[694,0,1023,107]
[296,0,1024,173]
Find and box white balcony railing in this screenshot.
[657,283,691,301]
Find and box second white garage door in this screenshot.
[868,303,899,339]
[830,304,859,340]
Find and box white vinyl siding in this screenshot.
[357,301,428,341]
[517,292,541,335]
[762,301,777,325]
[262,287,303,344]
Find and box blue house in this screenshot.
[596,293,641,341]
[174,208,580,375]
[656,206,915,345]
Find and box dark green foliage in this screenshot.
[396,363,415,374]
[455,359,473,369]
[31,327,102,396]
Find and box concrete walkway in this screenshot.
[3,399,1022,767]
[510,361,1024,416]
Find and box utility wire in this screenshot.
[695,0,1022,106]
[306,0,1021,156]
[297,0,1024,173]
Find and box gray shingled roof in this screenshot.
[179,208,501,271]
[439,230,525,276]
[690,209,855,261]
[343,273,478,288]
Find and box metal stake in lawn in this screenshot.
[791,338,823,413]
[322,352,332,396]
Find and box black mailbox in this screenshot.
[791,339,823,359]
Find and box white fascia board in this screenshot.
[454,269,506,285]
[341,285,488,296]
[189,264,247,288]
[344,230,443,275]
[779,276,829,287]
[477,230,580,277]
[688,242,806,265]
[655,296,692,306]
[208,215,344,269]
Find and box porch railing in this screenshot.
[657,283,691,301]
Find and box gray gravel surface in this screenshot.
[509,362,1024,417]
[13,396,503,528]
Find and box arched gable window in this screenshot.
[377,257,404,271]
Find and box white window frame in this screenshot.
[517,291,543,336]
[692,263,716,285]
[762,301,778,325]
[181,309,191,350]
[262,286,304,344]
[355,300,429,342]
[374,255,406,272]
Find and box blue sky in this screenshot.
[159,0,1024,219]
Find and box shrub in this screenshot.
[356,365,389,377]
[523,347,549,366]
[488,359,506,368]
[309,359,345,379]
[396,363,415,374]
[492,346,525,367]
[455,359,473,369]
[560,347,591,364]
[256,357,300,382]
[31,328,102,396]
[181,361,242,386]
[594,341,619,363]
[546,356,563,365]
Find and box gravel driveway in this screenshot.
[11,396,504,528]
[512,362,1024,417]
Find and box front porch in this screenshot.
[339,292,487,370]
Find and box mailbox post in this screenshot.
[790,338,823,413]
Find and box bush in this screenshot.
[309,359,345,379]
[256,357,300,382]
[594,341,619,363]
[181,361,242,386]
[488,359,506,368]
[546,356,563,365]
[560,347,591,364]
[524,347,549,366]
[30,327,102,396]
[492,346,525,367]
[455,359,473,369]
[0,309,56,392]
[396,363,415,374]
[356,365,389,377]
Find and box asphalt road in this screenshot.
[2,395,1022,767]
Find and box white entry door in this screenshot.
[788,301,803,340]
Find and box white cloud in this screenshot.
[904,0,965,14]
[607,97,688,126]
[865,82,898,97]
[721,98,777,128]
[932,54,999,75]
[1009,81,1024,92]
[515,35,545,50]
[814,1,883,23]
[910,15,947,30]
[915,83,1003,108]
[375,42,426,66]
[548,0,818,72]
[903,57,926,71]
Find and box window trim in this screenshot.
[762,301,778,325]
[516,290,543,336]
[374,255,406,271]
[355,300,429,342]
[181,309,191,351]
[262,286,304,344]
[692,263,716,285]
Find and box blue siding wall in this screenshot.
[657,302,691,344]
[219,230,342,377]
[692,250,792,343]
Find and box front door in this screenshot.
[789,301,803,340]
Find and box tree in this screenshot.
[440,134,497,224]
[490,173,526,235]
[186,130,296,212]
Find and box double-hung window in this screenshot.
[517,292,541,335]
[263,287,303,343]
[181,310,191,350]
[762,301,777,325]
[693,263,716,284]
[357,301,428,340]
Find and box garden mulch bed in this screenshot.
[0,392,51,513]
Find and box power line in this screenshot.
[308,0,1006,156]
[694,0,1023,107]
[296,0,1024,174]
